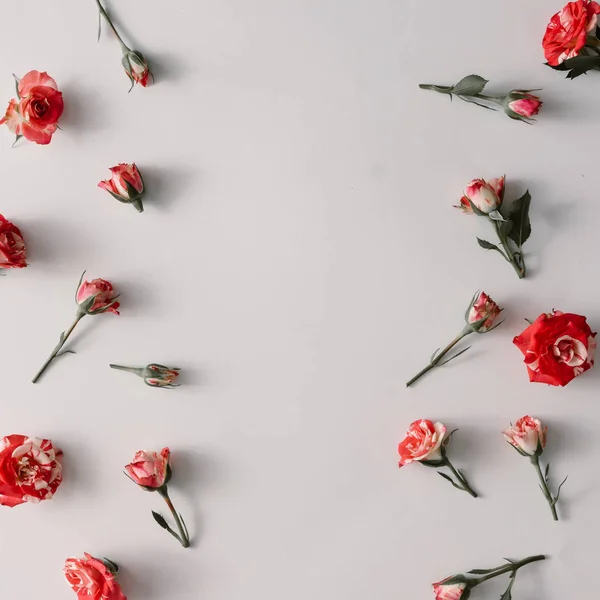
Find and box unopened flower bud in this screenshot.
[465,291,502,333]
[98,163,145,213]
[504,91,542,121]
[122,50,151,89]
[110,363,181,388]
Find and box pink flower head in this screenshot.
[503,416,547,457]
[144,364,181,388]
[0,214,27,269]
[467,291,502,333]
[64,553,126,600]
[76,276,120,315]
[125,447,170,489]
[505,92,543,121]
[543,0,600,66]
[0,70,64,145]
[455,176,504,214]
[398,420,446,467]
[99,163,145,212]
[0,435,62,507]
[432,577,469,600]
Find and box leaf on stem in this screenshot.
[437,346,471,366]
[451,74,488,96]
[544,463,550,482]
[152,510,169,529]
[507,190,532,248]
[477,238,502,252]
[438,471,463,491]
[552,475,568,505]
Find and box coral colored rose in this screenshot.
[64,553,126,600]
[398,420,446,467]
[125,447,170,488]
[0,435,62,507]
[455,176,504,214]
[467,291,501,333]
[76,278,120,315]
[503,416,547,457]
[99,163,145,212]
[0,214,27,269]
[505,92,543,119]
[432,577,470,600]
[513,311,597,386]
[0,71,64,145]
[543,0,600,66]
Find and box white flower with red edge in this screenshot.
[504,416,566,521]
[398,420,478,497]
[406,291,502,387]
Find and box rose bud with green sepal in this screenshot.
[109,363,181,388]
[98,163,145,213]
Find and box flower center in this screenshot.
[552,335,586,367]
[16,458,39,484]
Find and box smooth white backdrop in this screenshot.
[0,0,598,598]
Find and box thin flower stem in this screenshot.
[531,456,559,521]
[32,313,84,383]
[472,555,546,586]
[492,219,526,279]
[109,364,145,376]
[406,330,470,387]
[476,94,504,105]
[158,488,190,548]
[95,0,130,52]
[443,457,478,498]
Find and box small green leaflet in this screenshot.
[477,238,500,251]
[507,190,531,248]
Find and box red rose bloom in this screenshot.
[0,214,27,269]
[513,311,597,386]
[76,277,120,315]
[0,435,62,507]
[543,0,600,66]
[0,71,64,145]
[64,553,126,600]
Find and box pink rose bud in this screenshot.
[109,363,181,388]
[458,178,503,214]
[504,91,542,121]
[122,50,151,88]
[98,163,145,213]
[125,447,171,490]
[466,291,502,333]
[432,577,470,600]
[76,276,120,315]
[503,416,547,457]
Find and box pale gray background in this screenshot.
[0,0,597,598]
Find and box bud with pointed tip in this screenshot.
[122,50,151,88]
[465,291,502,333]
[76,277,120,315]
[110,363,180,388]
[99,163,145,213]
[504,90,542,121]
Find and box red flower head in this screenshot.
[0,214,27,269]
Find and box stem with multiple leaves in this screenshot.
[438,455,478,498]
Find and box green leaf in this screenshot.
[438,471,463,490]
[438,346,471,366]
[468,568,500,575]
[544,463,550,482]
[497,219,513,240]
[451,74,488,96]
[550,54,600,79]
[507,190,532,248]
[152,511,169,529]
[477,238,500,251]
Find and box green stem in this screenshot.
[492,219,526,279]
[406,330,470,387]
[95,0,130,52]
[158,488,190,548]
[443,457,478,498]
[109,364,145,376]
[472,555,546,586]
[531,456,559,521]
[32,313,84,383]
[476,93,504,105]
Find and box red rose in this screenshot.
[543,0,600,66]
[0,435,62,507]
[99,163,145,212]
[0,214,27,269]
[76,277,120,315]
[398,420,446,467]
[0,71,64,145]
[513,310,597,386]
[64,553,126,600]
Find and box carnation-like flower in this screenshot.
[64,553,126,600]
[398,420,477,497]
[0,214,27,269]
[0,435,62,507]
